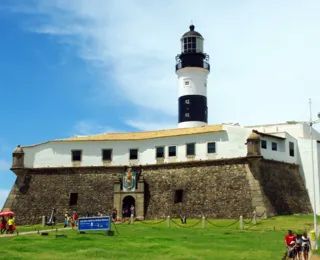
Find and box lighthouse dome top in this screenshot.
[182,25,203,39]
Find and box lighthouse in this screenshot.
[176,24,210,128]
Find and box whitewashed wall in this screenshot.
[296,138,320,214]
[259,134,298,164]
[23,131,233,168]
[247,124,305,139]
[22,125,301,168]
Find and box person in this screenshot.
[112,208,117,222]
[73,211,79,227]
[295,234,302,260]
[122,209,125,221]
[7,216,14,234]
[64,216,68,228]
[0,217,7,234]
[130,205,135,217]
[285,230,296,259]
[287,240,296,260]
[302,232,311,260]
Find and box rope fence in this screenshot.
[117,210,267,230]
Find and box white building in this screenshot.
[18,121,320,213]
[9,25,320,216]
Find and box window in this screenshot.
[204,83,207,87]
[69,193,78,206]
[289,142,295,157]
[185,81,190,86]
[207,142,216,153]
[102,149,112,161]
[71,150,82,162]
[174,190,183,203]
[261,140,267,149]
[272,142,277,151]
[156,146,164,158]
[129,149,138,160]
[168,146,176,157]
[183,37,196,52]
[181,37,203,53]
[185,99,190,104]
[186,143,195,156]
[185,113,190,118]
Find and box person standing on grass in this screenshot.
[294,234,302,260]
[287,240,297,260]
[0,217,7,234]
[73,211,78,227]
[285,230,296,258]
[7,216,14,234]
[302,232,311,260]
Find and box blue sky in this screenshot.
[1,0,320,208]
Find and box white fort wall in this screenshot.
[296,139,320,214]
[22,126,299,168]
[23,131,231,168]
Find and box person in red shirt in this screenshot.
[285,230,297,258]
[285,230,296,246]
[73,211,79,227]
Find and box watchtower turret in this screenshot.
[12,145,24,169]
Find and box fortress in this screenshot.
[3,25,319,224]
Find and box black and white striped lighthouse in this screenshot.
[176,24,210,128]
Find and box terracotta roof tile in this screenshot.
[22,124,224,147]
[63,124,223,141]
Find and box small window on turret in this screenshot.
[185,99,190,104]
[185,81,190,86]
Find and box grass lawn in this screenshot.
[0,215,318,260]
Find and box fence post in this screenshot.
[130,214,134,225]
[42,216,46,227]
[253,211,257,225]
[240,216,243,230]
[167,216,171,228]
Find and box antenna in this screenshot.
[191,20,193,25]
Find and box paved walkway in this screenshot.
[0,227,72,238]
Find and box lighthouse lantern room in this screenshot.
[176,24,210,128]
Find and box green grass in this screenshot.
[0,215,318,260]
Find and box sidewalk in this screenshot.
[0,227,72,238]
[309,225,320,260]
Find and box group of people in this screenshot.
[121,205,135,221]
[285,230,311,260]
[0,216,15,234]
[63,211,79,228]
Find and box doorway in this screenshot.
[122,195,135,218]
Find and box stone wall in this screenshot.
[6,157,312,225]
[257,159,312,215]
[142,160,253,219]
[10,167,121,225]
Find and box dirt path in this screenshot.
[0,227,72,238]
[312,255,320,260]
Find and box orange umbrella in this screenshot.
[0,210,15,216]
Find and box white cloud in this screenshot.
[0,189,9,210]
[0,160,10,172]
[72,120,120,136]
[8,0,320,128]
